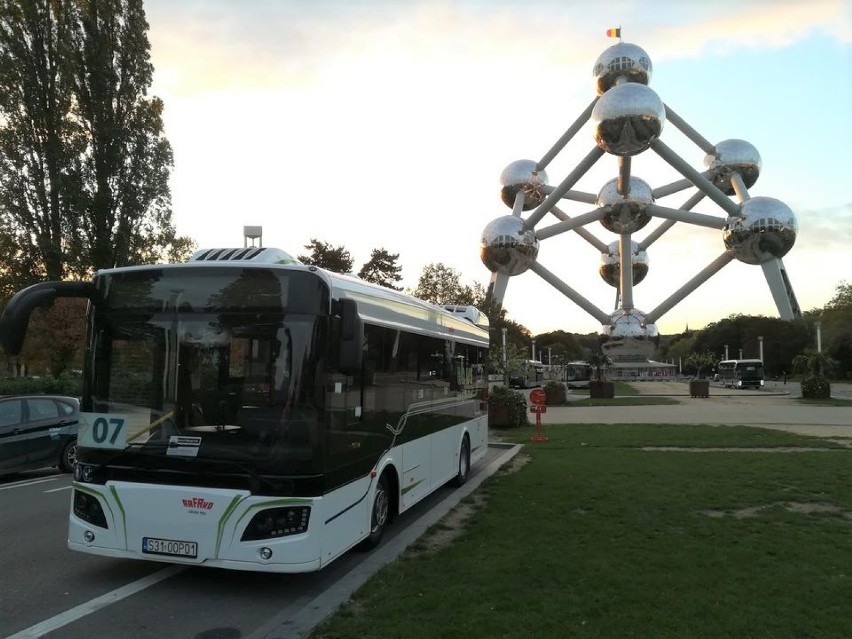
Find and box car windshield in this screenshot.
[80,267,329,476]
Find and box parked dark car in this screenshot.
[0,395,79,475]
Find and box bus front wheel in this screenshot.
[359,474,390,550]
[451,436,471,487]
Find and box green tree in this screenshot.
[410,263,480,306]
[587,351,611,382]
[0,0,193,285]
[685,350,717,379]
[298,239,354,273]
[814,281,852,379]
[534,330,586,364]
[357,248,402,290]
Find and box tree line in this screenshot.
[659,282,851,380]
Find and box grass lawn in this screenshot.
[311,424,852,639]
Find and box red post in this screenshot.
[528,389,548,442]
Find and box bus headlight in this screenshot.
[241,506,311,541]
[73,489,108,529]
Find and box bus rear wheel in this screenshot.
[451,436,470,487]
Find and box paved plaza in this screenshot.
[537,381,852,439]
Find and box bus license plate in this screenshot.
[142,537,198,558]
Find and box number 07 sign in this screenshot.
[78,413,129,449]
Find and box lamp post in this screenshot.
[532,338,536,362]
[724,344,729,360]
[758,336,764,362]
[814,321,822,353]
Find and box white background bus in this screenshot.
[508,359,544,388]
[716,359,765,389]
[0,247,490,573]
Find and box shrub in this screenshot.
[800,376,831,399]
[543,380,567,405]
[793,350,836,399]
[488,385,530,428]
[0,373,81,397]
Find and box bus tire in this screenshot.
[451,436,470,488]
[359,473,390,550]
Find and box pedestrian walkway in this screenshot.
[536,381,852,439]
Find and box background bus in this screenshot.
[563,361,592,389]
[0,246,489,573]
[508,360,544,388]
[716,359,765,389]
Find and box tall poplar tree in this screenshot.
[0,0,192,291]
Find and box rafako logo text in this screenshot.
[182,497,214,510]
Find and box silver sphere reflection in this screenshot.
[599,240,649,287]
[723,197,797,265]
[593,42,653,95]
[480,215,539,276]
[599,308,659,362]
[597,177,653,233]
[500,160,549,210]
[704,139,762,195]
[592,83,665,156]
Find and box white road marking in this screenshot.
[44,485,72,493]
[0,477,58,491]
[5,565,186,639]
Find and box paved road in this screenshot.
[536,381,852,439]
[0,444,520,639]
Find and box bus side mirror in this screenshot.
[338,298,363,375]
[0,281,94,356]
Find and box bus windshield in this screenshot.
[81,267,330,477]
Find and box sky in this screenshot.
[142,0,852,337]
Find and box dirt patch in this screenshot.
[698,502,852,520]
[414,492,489,554]
[498,451,531,474]
[825,438,852,449]
[641,446,841,453]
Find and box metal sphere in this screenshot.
[593,43,653,95]
[500,160,549,210]
[723,197,797,265]
[480,215,539,276]
[599,240,649,287]
[597,177,653,233]
[591,83,665,156]
[599,308,659,362]
[704,139,762,195]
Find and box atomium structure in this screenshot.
[480,41,801,363]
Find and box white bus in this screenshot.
[716,359,765,389]
[562,361,592,389]
[508,360,544,388]
[0,247,489,573]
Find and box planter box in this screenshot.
[488,404,510,428]
[690,380,710,398]
[589,380,615,399]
